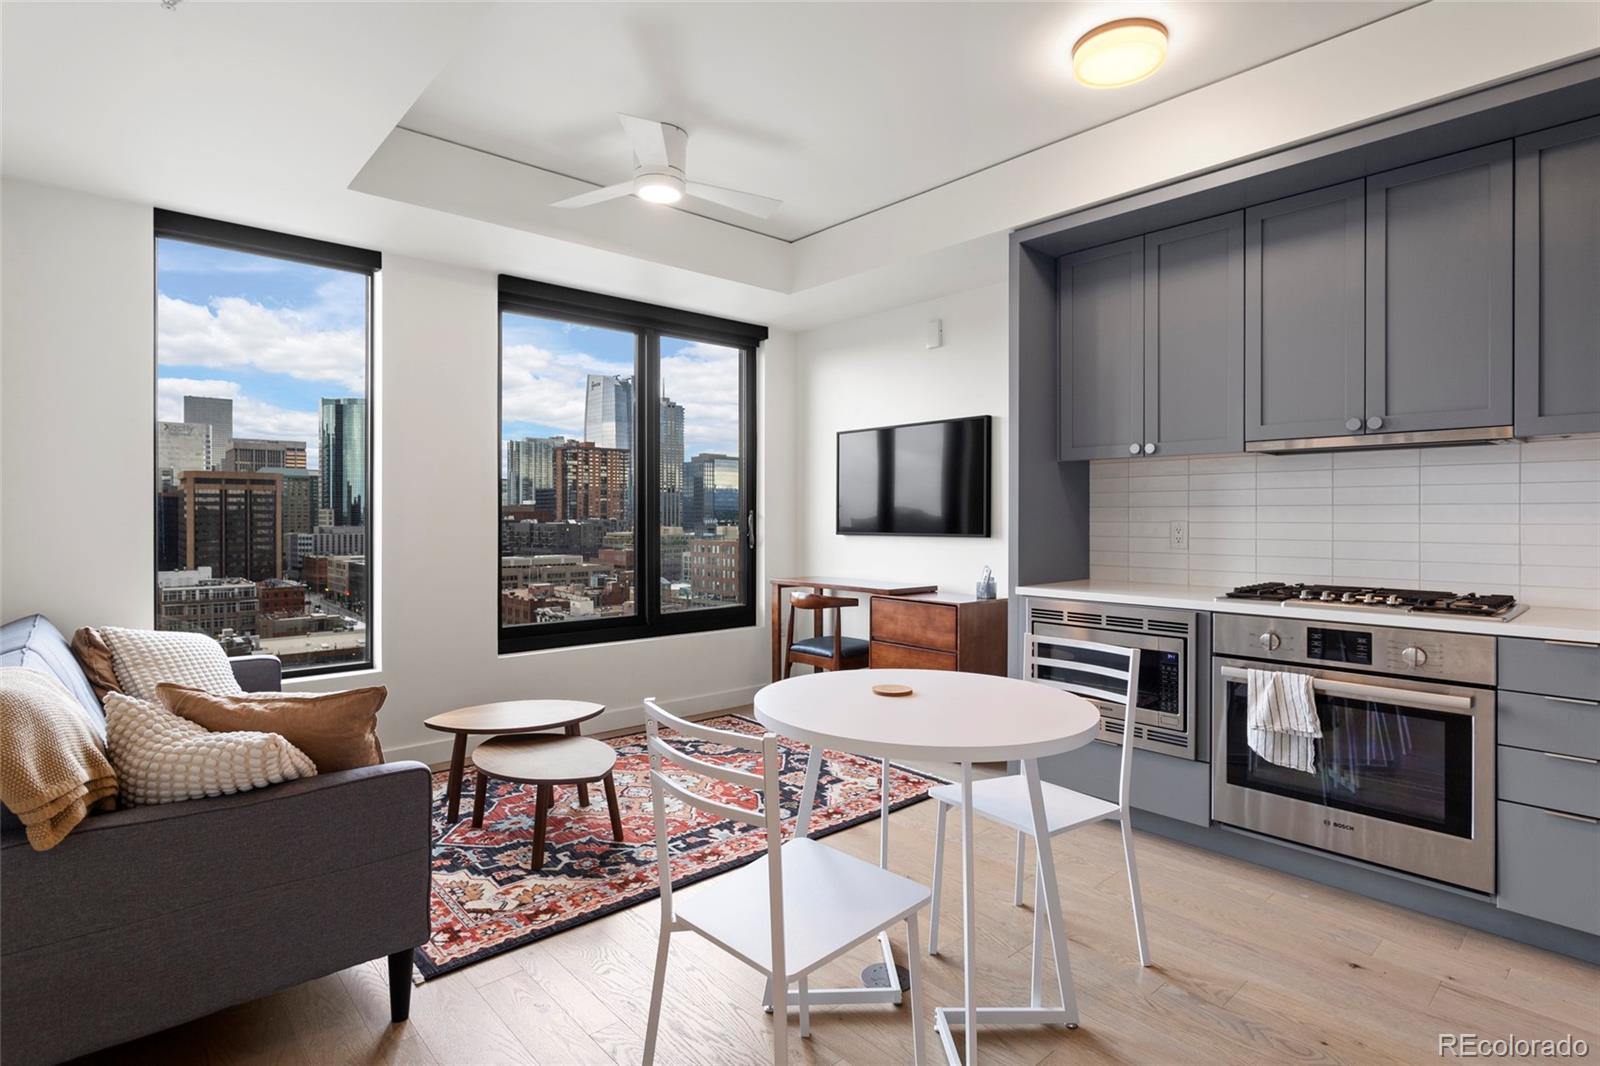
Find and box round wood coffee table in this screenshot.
[424,699,604,822]
[470,734,624,871]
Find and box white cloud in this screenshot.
[157,377,322,468]
[501,343,592,437]
[158,292,365,391]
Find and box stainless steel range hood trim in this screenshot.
[1246,426,1515,454]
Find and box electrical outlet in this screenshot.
[1169,522,1187,550]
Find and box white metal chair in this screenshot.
[641,699,931,1066]
[927,639,1151,998]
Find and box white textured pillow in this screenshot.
[98,627,245,702]
[104,693,315,806]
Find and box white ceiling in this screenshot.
[401,2,1413,241]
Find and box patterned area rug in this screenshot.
[417,714,946,979]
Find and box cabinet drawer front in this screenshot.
[1496,800,1600,934]
[1498,745,1600,818]
[869,641,956,671]
[1499,637,1600,700]
[1498,689,1600,760]
[871,598,957,652]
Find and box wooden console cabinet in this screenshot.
[868,592,1007,675]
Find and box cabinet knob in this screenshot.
[1345,418,1362,432]
[1367,415,1384,431]
[1143,442,1156,455]
[1129,443,1141,456]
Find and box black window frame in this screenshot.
[497,275,765,655]
[152,209,379,679]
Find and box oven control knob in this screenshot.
[1400,646,1427,669]
[1259,632,1281,651]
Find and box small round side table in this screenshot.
[470,734,624,871]
[424,699,604,822]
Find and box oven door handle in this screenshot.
[1218,666,1474,713]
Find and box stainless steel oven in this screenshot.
[1211,614,1496,893]
[1025,599,1202,759]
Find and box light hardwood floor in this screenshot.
[79,724,1600,1066]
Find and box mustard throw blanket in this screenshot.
[1,667,118,850]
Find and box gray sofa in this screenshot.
[0,615,432,1066]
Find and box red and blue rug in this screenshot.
[417,714,945,979]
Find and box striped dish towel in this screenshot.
[1246,669,1321,774]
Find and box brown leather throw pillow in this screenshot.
[70,627,122,704]
[156,683,386,772]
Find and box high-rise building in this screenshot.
[157,488,186,571]
[183,395,233,460]
[286,524,364,575]
[504,436,563,506]
[156,421,212,488]
[226,438,307,472]
[319,397,367,527]
[686,537,741,604]
[178,470,282,582]
[554,441,630,523]
[683,453,740,531]
[659,397,685,530]
[257,466,318,571]
[583,374,633,451]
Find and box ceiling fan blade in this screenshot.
[685,181,782,220]
[550,181,635,209]
[618,113,673,168]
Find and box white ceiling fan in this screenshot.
[551,114,781,220]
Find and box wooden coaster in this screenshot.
[872,683,913,698]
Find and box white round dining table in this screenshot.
[755,668,1102,1066]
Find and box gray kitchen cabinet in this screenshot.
[1143,213,1244,456]
[1058,237,1144,461]
[1497,800,1600,935]
[1244,181,1366,442]
[1515,116,1600,437]
[1365,142,1514,434]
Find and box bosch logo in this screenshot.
[1323,819,1355,832]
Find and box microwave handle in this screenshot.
[1218,666,1473,713]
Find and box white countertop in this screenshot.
[1016,579,1600,644]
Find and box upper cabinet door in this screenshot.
[1244,181,1365,443]
[1143,213,1244,457]
[1515,116,1600,438]
[1058,237,1144,461]
[1365,143,1514,434]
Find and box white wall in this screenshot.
[793,282,1008,631]
[0,179,798,764]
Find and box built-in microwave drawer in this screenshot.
[1499,637,1600,701]
[1498,745,1600,819]
[1498,689,1600,760]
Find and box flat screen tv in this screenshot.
[836,415,991,536]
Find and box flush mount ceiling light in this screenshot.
[634,173,685,204]
[1072,17,1168,89]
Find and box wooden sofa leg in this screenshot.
[388,949,414,1023]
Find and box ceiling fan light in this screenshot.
[1072,18,1168,89]
[635,174,684,204]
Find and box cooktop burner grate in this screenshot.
[1221,582,1523,618]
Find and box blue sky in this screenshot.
[157,238,368,471]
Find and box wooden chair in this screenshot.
[783,593,869,677]
[926,637,1151,1012]
[641,699,929,1066]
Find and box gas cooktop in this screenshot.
[1219,582,1527,621]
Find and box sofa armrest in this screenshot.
[0,761,432,957]
[229,653,282,691]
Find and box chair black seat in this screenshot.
[789,635,869,659]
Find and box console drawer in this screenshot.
[868,641,956,671]
[871,598,957,652]
[1498,689,1600,759]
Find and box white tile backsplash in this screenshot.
[1087,443,1600,609]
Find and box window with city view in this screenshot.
[499,277,763,652]
[154,212,376,675]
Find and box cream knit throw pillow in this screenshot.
[105,693,315,806]
[98,627,244,703]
